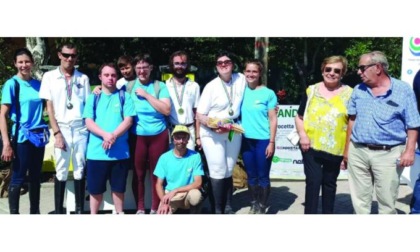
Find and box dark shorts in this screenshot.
[86,159,130,195]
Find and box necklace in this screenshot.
[59,68,76,110]
[221,77,234,116]
[172,78,187,115]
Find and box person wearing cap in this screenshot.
[154,125,204,214]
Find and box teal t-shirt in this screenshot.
[153,149,204,192]
[240,85,277,139]
[1,76,47,143]
[83,90,136,160]
[130,79,170,136]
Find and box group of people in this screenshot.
[3,43,420,215]
[297,51,420,214]
[0,44,277,215]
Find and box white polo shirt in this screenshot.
[39,67,90,124]
[197,72,246,120]
[166,77,200,126]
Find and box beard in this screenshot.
[172,68,187,79]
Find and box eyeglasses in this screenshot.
[324,67,342,74]
[216,60,232,66]
[173,62,188,68]
[136,65,150,71]
[60,52,78,59]
[357,63,376,73]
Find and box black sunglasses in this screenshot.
[60,52,78,59]
[324,67,342,74]
[357,63,376,73]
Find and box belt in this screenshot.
[359,143,402,151]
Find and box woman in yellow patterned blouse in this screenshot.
[295,55,353,214]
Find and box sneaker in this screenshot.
[136,210,145,214]
[115,211,125,215]
[149,210,157,214]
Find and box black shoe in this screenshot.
[8,185,21,214]
[74,179,85,214]
[29,183,41,214]
[258,186,270,214]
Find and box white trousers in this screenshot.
[55,121,88,181]
[200,128,242,179]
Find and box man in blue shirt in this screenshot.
[154,125,204,214]
[345,51,420,214]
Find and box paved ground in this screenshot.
[0,178,413,214]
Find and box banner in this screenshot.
[401,37,420,87]
[270,105,348,180]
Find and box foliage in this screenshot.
[0,37,404,104]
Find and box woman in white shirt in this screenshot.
[196,51,246,214]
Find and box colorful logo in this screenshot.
[409,37,420,56]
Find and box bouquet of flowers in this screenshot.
[207,118,245,134]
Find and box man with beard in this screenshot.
[166,51,201,150]
[154,125,204,214]
[40,43,91,214]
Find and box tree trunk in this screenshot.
[254,37,269,85]
[26,37,48,80]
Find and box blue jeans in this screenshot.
[241,137,272,187]
[411,176,420,214]
[11,141,45,186]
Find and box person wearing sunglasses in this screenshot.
[40,43,91,214]
[345,51,420,214]
[130,53,171,214]
[196,50,246,214]
[295,55,353,214]
[1,48,49,214]
[166,51,201,151]
[240,59,277,214]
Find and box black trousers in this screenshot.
[301,148,342,214]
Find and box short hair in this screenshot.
[169,50,190,73]
[117,55,134,68]
[99,62,117,75]
[133,53,153,66]
[14,48,34,63]
[362,51,389,74]
[321,55,348,76]
[215,50,239,72]
[59,43,77,52]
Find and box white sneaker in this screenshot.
[150,210,157,214]
[136,210,145,214]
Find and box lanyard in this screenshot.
[172,78,187,115]
[59,67,76,109]
[221,78,234,115]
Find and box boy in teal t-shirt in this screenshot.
[83,63,136,214]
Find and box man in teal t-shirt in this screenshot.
[83,63,136,214]
[154,125,204,214]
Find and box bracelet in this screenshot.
[196,137,200,140]
[269,141,275,143]
[53,130,61,136]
